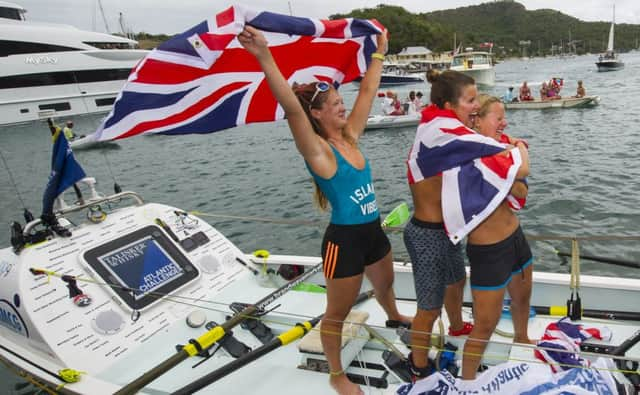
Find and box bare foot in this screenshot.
[329,374,364,395]
[513,336,537,345]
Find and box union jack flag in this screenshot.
[94,5,384,141]
[406,105,523,244]
[535,317,612,373]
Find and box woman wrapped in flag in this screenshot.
[406,71,530,382]
[238,26,410,395]
[403,70,478,381]
[460,93,532,380]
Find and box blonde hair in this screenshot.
[476,94,502,119]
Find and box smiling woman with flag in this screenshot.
[238,25,410,395]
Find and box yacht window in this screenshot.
[83,42,137,50]
[0,7,23,21]
[0,72,75,89]
[95,97,116,107]
[39,102,71,112]
[75,69,132,83]
[0,40,79,57]
[0,69,131,89]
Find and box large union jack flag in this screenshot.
[406,105,523,244]
[94,5,384,141]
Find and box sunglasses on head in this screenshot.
[309,81,331,108]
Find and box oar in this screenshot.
[171,290,375,394]
[556,251,640,270]
[115,262,323,395]
[463,302,640,322]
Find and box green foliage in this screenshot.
[331,1,640,57]
[330,5,454,53]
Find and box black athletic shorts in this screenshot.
[466,225,533,290]
[321,218,391,279]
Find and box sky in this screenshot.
[15,0,640,35]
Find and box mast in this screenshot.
[607,5,615,52]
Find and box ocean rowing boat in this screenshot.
[505,95,600,110]
[1,176,639,394]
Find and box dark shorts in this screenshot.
[403,218,466,311]
[467,225,533,290]
[321,218,391,279]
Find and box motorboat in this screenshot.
[505,95,600,110]
[450,51,496,87]
[353,63,425,87]
[0,1,148,126]
[0,171,639,394]
[596,6,624,72]
[365,113,420,131]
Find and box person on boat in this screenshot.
[404,69,477,381]
[63,120,76,141]
[405,91,419,115]
[501,86,518,103]
[519,81,533,101]
[574,80,586,98]
[388,91,405,116]
[463,94,532,380]
[415,91,425,109]
[238,26,410,395]
[539,82,549,101]
[46,118,61,137]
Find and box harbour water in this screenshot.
[1,53,639,392]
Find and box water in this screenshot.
[1,53,639,391]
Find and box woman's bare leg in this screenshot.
[323,275,365,395]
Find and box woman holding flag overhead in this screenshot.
[238,26,409,394]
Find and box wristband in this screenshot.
[515,178,528,186]
[371,53,385,61]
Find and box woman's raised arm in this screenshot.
[346,31,388,139]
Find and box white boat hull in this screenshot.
[450,66,496,86]
[0,196,638,394]
[0,50,147,126]
[365,114,420,130]
[505,95,600,110]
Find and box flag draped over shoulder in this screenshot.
[42,130,86,215]
[406,105,523,244]
[94,5,384,141]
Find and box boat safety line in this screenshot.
[115,262,323,395]
[186,210,640,241]
[172,290,375,395]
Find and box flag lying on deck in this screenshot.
[42,129,86,215]
[94,5,384,141]
[535,317,612,373]
[406,105,523,244]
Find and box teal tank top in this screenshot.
[306,145,379,225]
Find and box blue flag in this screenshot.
[42,129,86,215]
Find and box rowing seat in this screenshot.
[298,310,370,372]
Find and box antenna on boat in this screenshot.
[0,147,32,251]
[102,152,122,194]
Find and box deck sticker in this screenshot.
[0,299,29,337]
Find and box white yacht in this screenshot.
[449,50,496,87]
[0,1,148,126]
